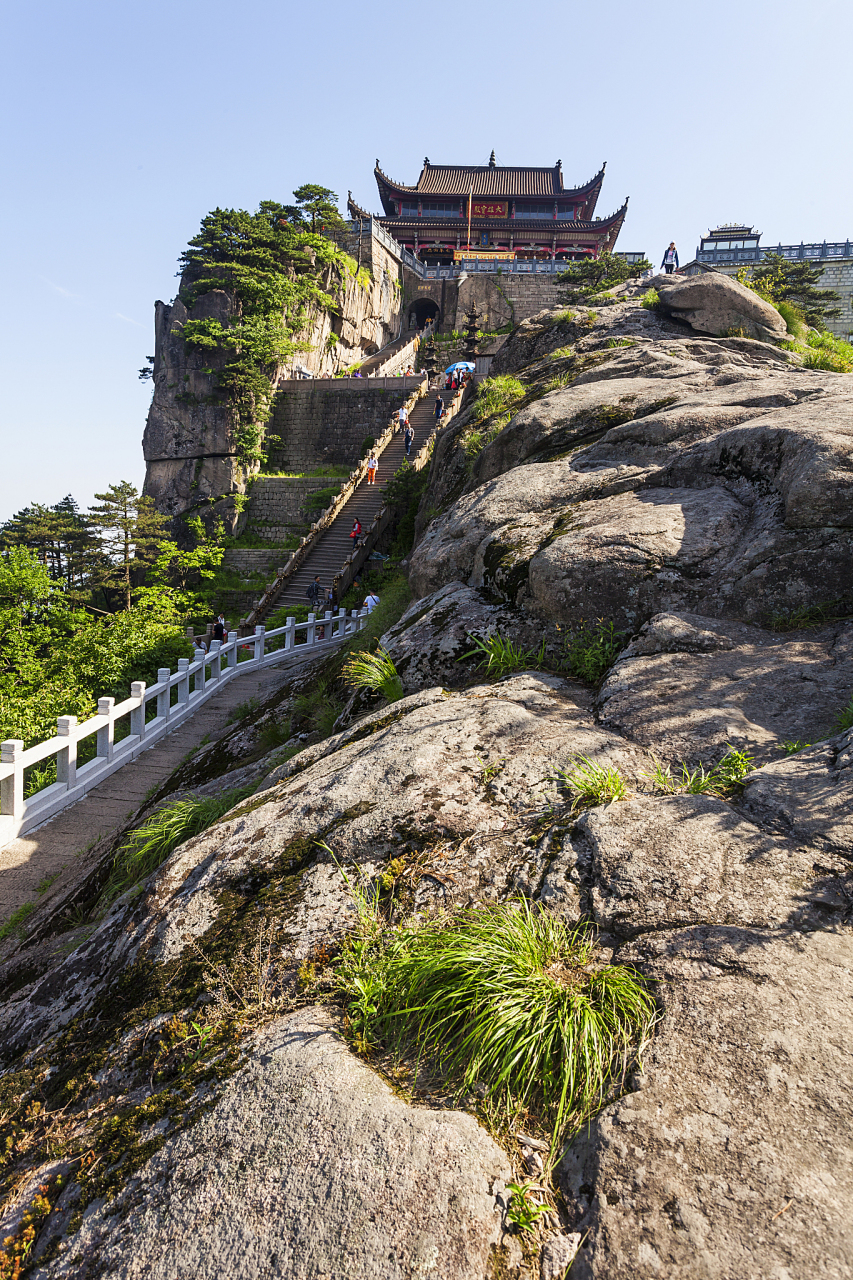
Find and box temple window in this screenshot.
[422,202,461,216]
[515,203,555,219]
[558,206,575,219]
[401,202,419,216]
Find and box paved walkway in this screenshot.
[0,658,307,928]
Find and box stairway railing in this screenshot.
[0,607,368,849]
[333,383,469,601]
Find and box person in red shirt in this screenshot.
[350,518,362,544]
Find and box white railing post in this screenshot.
[194,648,206,694]
[157,668,171,720]
[210,640,222,681]
[130,682,146,741]
[358,607,369,632]
[177,658,190,705]
[322,609,332,640]
[307,613,316,646]
[335,607,346,638]
[1,740,25,820]
[254,626,266,663]
[96,697,115,761]
[227,638,237,670]
[284,617,295,652]
[56,717,77,789]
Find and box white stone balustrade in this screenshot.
[0,607,368,849]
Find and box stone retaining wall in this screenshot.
[265,385,411,473]
[403,268,568,333]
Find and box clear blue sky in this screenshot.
[1,0,850,522]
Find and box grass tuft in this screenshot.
[835,696,853,734]
[462,632,546,679]
[472,376,526,423]
[644,747,755,798]
[338,896,657,1144]
[0,902,36,944]
[562,619,627,683]
[463,415,510,459]
[342,647,404,703]
[558,755,627,808]
[96,789,253,912]
[640,288,660,310]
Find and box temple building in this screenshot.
[348,152,628,266]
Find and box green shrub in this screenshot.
[562,619,627,683]
[473,376,526,423]
[640,288,660,310]
[557,252,652,294]
[96,789,252,912]
[342,647,403,702]
[304,485,340,514]
[338,896,657,1142]
[462,632,546,679]
[605,337,635,349]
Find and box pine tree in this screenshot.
[748,253,841,328]
[0,497,102,599]
[88,483,169,610]
[284,185,345,235]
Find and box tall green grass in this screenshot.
[562,619,627,683]
[338,896,656,1145]
[342,647,404,702]
[96,789,251,912]
[462,632,546,679]
[472,376,526,422]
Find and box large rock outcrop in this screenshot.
[410,304,853,630]
[655,269,789,342]
[2,280,852,1280]
[0,661,849,1278]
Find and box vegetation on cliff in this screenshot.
[0,486,227,754]
[177,195,365,468]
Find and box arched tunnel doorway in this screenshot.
[408,298,440,331]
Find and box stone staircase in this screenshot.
[265,394,438,610]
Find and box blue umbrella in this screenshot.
[444,361,475,373]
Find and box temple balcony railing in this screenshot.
[347,218,596,277]
[696,240,853,266]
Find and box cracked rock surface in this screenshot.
[3,289,852,1280]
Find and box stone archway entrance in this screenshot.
[407,298,440,330]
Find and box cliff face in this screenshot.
[142,258,402,531]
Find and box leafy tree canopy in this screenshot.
[738,253,842,328]
[558,251,652,295]
[282,185,346,235]
[176,198,360,468]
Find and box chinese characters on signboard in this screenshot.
[471,201,508,218]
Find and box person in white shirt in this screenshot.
[398,405,409,428]
[364,591,380,613]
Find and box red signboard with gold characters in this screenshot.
[471,201,508,218]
